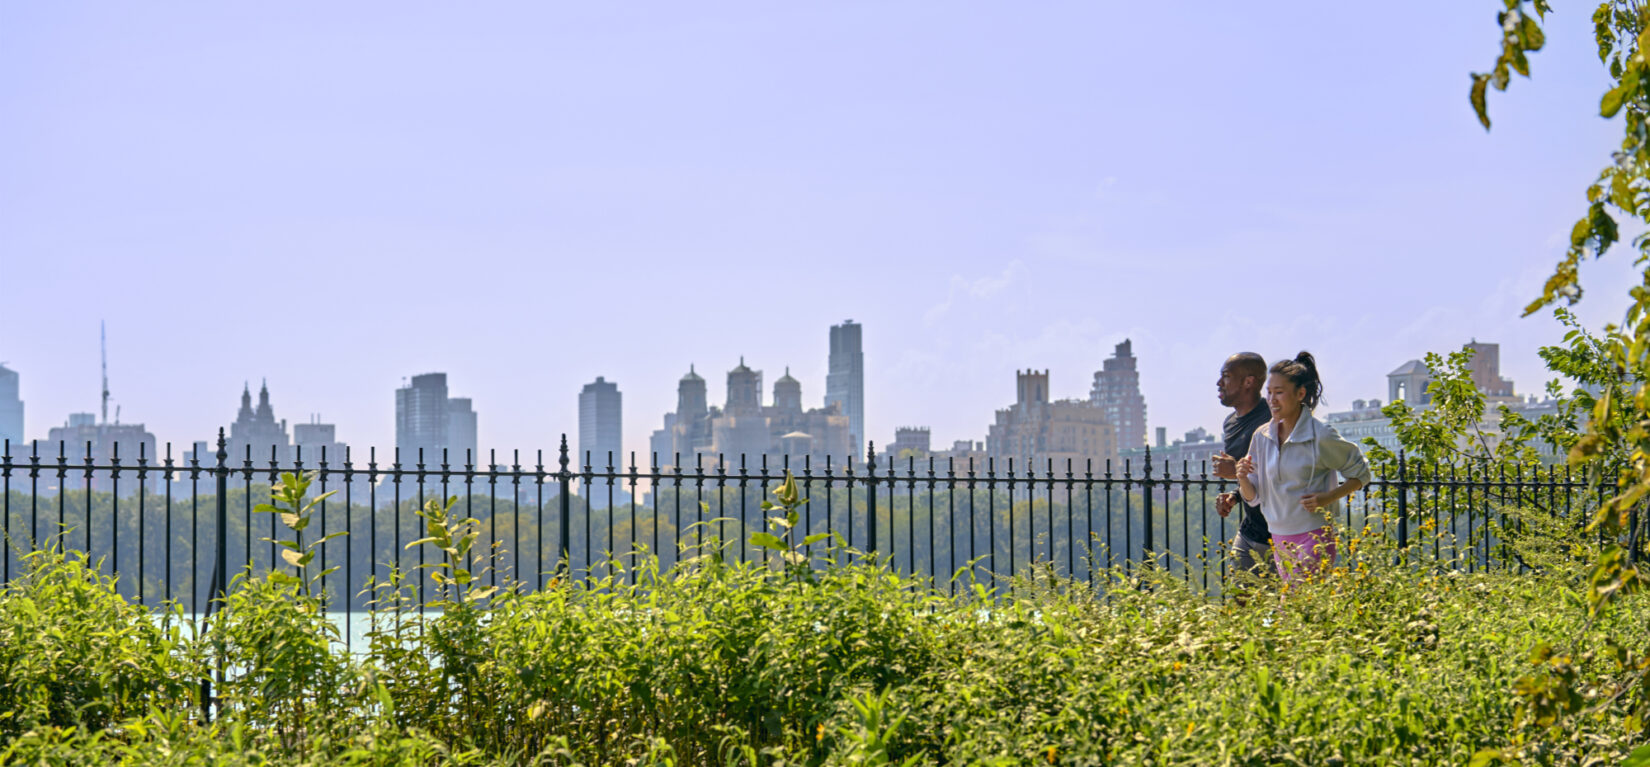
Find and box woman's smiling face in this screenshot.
[1267,372,1305,420]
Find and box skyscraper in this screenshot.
[447,397,478,463]
[394,373,479,462]
[0,363,22,448]
[1090,339,1148,453]
[579,376,623,470]
[396,373,449,462]
[825,320,864,459]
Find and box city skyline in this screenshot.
[1,2,1639,463]
[0,329,1579,469]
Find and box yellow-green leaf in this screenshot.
[1519,14,1544,50]
[750,532,786,551]
[1602,84,1627,118]
[1612,172,1636,213]
[1471,75,1491,129]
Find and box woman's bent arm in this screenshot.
[1304,423,1372,509]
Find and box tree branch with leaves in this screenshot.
[1468,2,1650,758]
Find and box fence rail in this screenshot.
[1,433,1637,624]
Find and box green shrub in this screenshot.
[0,711,510,766]
[0,548,197,739]
[211,471,358,753]
[363,524,1648,764]
[3,471,1647,764]
[211,571,355,751]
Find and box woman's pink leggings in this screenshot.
[1271,527,1336,582]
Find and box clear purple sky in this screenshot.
[0,2,1637,460]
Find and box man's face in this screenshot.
[1216,362,1248,407]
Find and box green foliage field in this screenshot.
[2,503,1646,765]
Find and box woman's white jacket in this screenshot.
[1242,411,1373,536]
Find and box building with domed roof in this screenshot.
[772,368,803,413]
[724,358,763,415]
[649,360,851,470]
[666,365,717,464]
[712,358,772,459]
[760,366,850,466]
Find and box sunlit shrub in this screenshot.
[0,548,196,739]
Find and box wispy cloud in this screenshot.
[922,259,1029,326]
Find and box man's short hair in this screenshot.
[1227,352,1267,381]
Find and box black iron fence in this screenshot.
[1,433,1638,623]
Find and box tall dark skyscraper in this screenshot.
[825,320,864,458]
[396,373,450,461]
[579,376,623,469]
[0,363,22,448]
[579,377,622,507]
[395,372,479,462]
[1090,339,1148,452]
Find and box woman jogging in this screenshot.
[1235,352,1372,582]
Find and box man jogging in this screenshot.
[1211,352,1272,577]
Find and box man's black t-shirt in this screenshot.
[1223,401,1272,544]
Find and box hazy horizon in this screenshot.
[2,2,1639,458]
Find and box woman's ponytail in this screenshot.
[1269,351,1324,410]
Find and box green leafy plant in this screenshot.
[1,533,1647,762]
[0,548,196,740]
[217,471,354,754]
[1468,2,1650,750]
[255,471,343,599]
[408,494,501,607]
[751,471,836,579]
[210,573,352,753]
